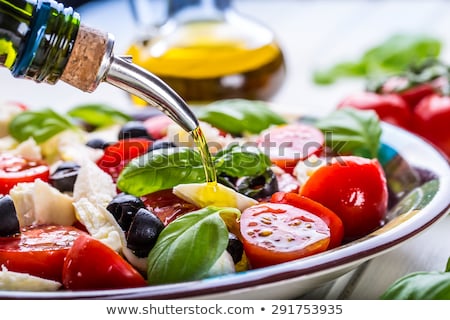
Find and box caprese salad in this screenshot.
[0,99,390,292]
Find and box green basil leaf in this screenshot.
[147,206,238,285]
[315,108,382,158]
[67,104,131,127]
[380,258,450,299]
[8,108,76,143]
[214,144,272,177]
[196,99,287,135]
[116,147,206,196]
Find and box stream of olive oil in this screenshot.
[191,126,217,185]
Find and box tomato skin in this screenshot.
[62,234,147,290]
[0,225,86,282]
[257,123,324,174]
[299,156,388,241]
[337,91,412,129]
[270,192,344,249]
[97,138,152,181]
[141,189,198,225]
[412,94,450,158]
[0,153,50,195]
[240,203,330,268]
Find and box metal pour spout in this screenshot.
[104,55,199,133]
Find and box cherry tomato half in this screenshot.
[270,192,344,249]
[240,203,330,268]
[141,189,199,225]
[97,138,152,181]
[337,91,412,129]
[0,225,86,282]
[0,153,50,195]
[299,156,388,241]
[62,234,147,290]
[257,123,324,174]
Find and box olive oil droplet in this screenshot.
[191,126,217,184]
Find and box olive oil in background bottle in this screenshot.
[126,0,286,105]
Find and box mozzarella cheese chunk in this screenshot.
[205,251,235,278]
[173,182,257,211]
[293,155,326,185]
[9,179,76,227]
[0,266,61,291]
[11,137,42,160]
[0,103,23,138]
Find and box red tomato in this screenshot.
[240,202,330,268]
[256,123,324,174]
[0,225,86,281]
[299,156,388,241]
[97,138,152,181]
[143,115,174,140]
[270,192,344,249]
[141,189,198,225]
[0,153,50,195]
[412,93,450,158]
[62,234,147,290]
[337,91,412,129]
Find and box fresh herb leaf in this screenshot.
[315,108,382,158]
[196,99,286,135]
[380,257,450,300]
[147,206,240,285]
[8,108,77,143]
[313,34,442,85]
[116,147,206,196]
[68,104,131,128]
[214,144,272,177]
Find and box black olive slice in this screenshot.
[106,193,145,231]
[50,162,81,193]
[226,232,244,264]
[0,195,20,237]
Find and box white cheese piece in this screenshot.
[0,102,23,138]
[293,155,326,185]
[122,247,148,273]
[11,137,42,160]
[173,182,257,212]
[0,136,17,152]
[205,251,235,278]
[0,266,61,291]
[9,179,76,227]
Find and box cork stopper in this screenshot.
[61,25,112,92]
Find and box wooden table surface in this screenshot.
[1,0,449,299]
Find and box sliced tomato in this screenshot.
[240,202,330,268]
[257,123,324,174]
[0,153,50,195]
[141,189,199,225]
[97,138,152,181]
[270,192,344,249]
[0,225,86,282]
[62,234,147,290]
[299,156,388,241]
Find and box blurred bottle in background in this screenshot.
[126,0,286,105]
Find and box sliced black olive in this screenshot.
[118,121,154,140]
[126,208,164,258]
[147,141,177,152]
[50,162,81,193]
[86,138,110,149]
[0,195,20,237]
[106,193,145,231]
[226,232,244,264]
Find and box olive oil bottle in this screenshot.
[127,0,286,105]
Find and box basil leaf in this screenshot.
[196,99,286,135]
[116,147,206,196]
[68,104,131,127]
[315,108,382,158]
[8,108,76,143]
[380,257,450,299]
[214,144,272,177]
[147,206,239,284]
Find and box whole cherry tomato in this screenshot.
[412,93,450,158]
[97,138,152,181]
[0,225,86,282]
[337,91,412,130]
[256,123,324,174]
[299,156,388,241]
[240,202,330,268]
[270,192,344,249]
[0,153,50,195]
[62,234,147,290]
